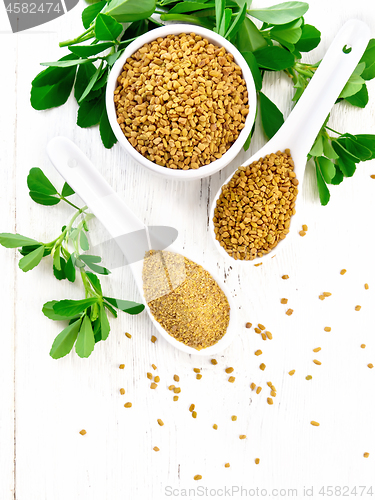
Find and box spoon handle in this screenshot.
[273,19,370,168]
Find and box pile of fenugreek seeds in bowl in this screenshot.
[142,250,230,349]
[114,32,249,170]
[213,149,298,260]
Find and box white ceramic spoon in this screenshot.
[209,19,371,265]
[46,136,237,356]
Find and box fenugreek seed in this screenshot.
[192,411,197,418]
[173,374,179,382]
[261,333,266,340]
[324,327,331,332]
[193,368,200,373]
[239,435,246,439]
[211,359,218,365]
[365,283,369,290]
[368,363,374,369]
[258,323,265,330]
[319,295,325,300]
[153,446,160,452]
[271,385,276,392]
[286,309,293,316]
[173,395,179,401]
[313,347,321,352]
[157,419,164,426]
[213,424,218,430]
[225,367,234,373]
[154,376,160,383]
[281,298,288,304]
[168,385,175,391]
[255,350,262,356]
[355,305,361,311]
[267,382,272,387]
[79,429,86,435]
[299,230,306,237]
[231,415,237,422]
[151,335,157,343]
[256,386,262,394]
[260,363,266,371]
[323,292,331,297]
[150,383,157,389]
[306,375,312,380]
[310,421,320,426]
[267,398,273,405]
[228,376,235,383]
[250,382,256,390]
[271,390,276,397]
[282,275,289,280]
[340,269,347,275]
[196,374,202,380]
[255,458,260,464]
[313,359,322,365]
[225,463,230,468]
[147,372,152,380]
[245,322,252,328]
[194,475,202,481]
[125,332,131,339]
[266,331,272,340]
[364,452,370,458]
[174,387,181,393]
[124,402,132,408]
[119,364,125,369]
[152,364,157,370]
[120,388,125,395]
[302,224,308,231]
[254,328,261,333]
[370,175,375,179]
[361,344,366,348]
[288,370,295,376]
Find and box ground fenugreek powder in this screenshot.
[143,250,230,350]
[213,150,298,260]
[114,33,249,170]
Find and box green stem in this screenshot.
[326,126,342,135]
[59,28,94,47]
[60,196,81,211]
[160,13,212,28]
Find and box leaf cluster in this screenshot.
[0,167,145,359]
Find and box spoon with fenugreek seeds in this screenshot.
[210,19,371,264]
[47,136,237,355]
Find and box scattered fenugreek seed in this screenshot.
[189,404,195,412]
[340,269,347,275]
[152,364,157,370]
[319,295,325,300]
[239,435,246,439]
[286,309,293,316]
[168,385,175,391]
[225,367,234,373]
[267,398,273,405]
[282,275,290,280]
[299,230,306,236]
[289,370,295,376]
[313,347,321,352]
[355,305,361,311]
[255,350,262,356]
[260,363,266,371]
[194,475,202,481]
[324,327,331,332]
[361,344,366,349]
[125,332,131,339]
[364,452,370,458]
[150,383,157,389]
[196,374,202,380]
[313,359,322,365]
[124,402,132,408]
[228,376,235,383]
[256,386,262,394]
[250,382,256,390]
[306,375,312,380]
[173,374,179,382]
[258,323,265,330]
[368,363,374,369]
[267,382,272,387]
[254,327,261,333]
[255,458,260,464]
[120,388,125,395]
[147,372,152,380]
[231,415,237,422]
[192,411,197,418]
[310,421,320,426]
[173,395,179,401]
[260,333,266,340]
[193,368,200,373]
[281,298,288,304]
[151,335,157,343]
[266,331,273,339]
[302,224,308,231]
[225,463,230,468]
[271,384,276,392]
[246,322,252,328]
[365,283,369,290]
[154,376,160,383]
[119,364,125,369]
[213,424,218,430]
[371,175,375,179]
[157,419,164,426]
[211,359,218,365]
[153,446,160,452]
[323,292,331,297]
[79,429,86,435]
[174,387,181,393]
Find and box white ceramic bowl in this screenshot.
[106,23,257,180]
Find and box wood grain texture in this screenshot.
[0,1,375,498]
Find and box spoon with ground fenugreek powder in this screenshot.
[46,137,236,355]
[210,20,370,264]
